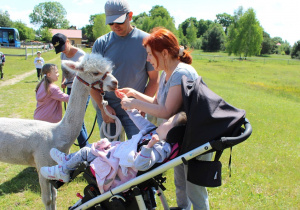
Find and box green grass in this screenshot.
[0,50,299,209]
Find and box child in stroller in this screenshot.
[41,109,187,193]
[47,76,252,210]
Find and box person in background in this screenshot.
[118,27,212,210]
[34,51,45,81]
[0,51,5,79]
[90,0,159,141]
[34,64,69,123]
[52,33,89,148]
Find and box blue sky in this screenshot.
[2,0,299,45]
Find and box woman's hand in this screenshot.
[117,88,136,98]
[115,89,127,99]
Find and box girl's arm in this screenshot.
[126,109,156,133]
[134,135,171,171]
[117,88,156,104]
[121,85,182,119]
[50,85,69,102]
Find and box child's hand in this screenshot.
[147,134,159,148]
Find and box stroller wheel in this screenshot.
[82,184,101,204]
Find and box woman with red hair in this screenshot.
[116,27,212,210]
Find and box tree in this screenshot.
[13,21,35,41]
[0,10,13,27]
[215,13,234,34]
[278,41,291,55]
[132,12,148,29]
[82,25,94,42]
[291,41,300,59]
[186,21,197,48]
[197,19,213,37]
[261,31,273,54]
[29,2,69,29]
[226,8,263,58]
[133,5,177,34]
[92,14,110,39]
[179,17,198,37]
[272,37,284,44]
[202,23,225,52]
[40,27,53,42]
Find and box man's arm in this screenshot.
[90,88,116,123]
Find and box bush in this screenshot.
[291,41,300,59]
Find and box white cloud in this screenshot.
[67,12,90,29]
[72,0,95,6]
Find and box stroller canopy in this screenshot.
[180,75,246,155]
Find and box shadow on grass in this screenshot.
[0,167,40,195]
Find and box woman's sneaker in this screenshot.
[50,148,67,165]
[40,165,70,182]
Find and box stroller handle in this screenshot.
[211,118,252,150]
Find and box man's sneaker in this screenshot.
[50,148,67,165]
[40,165,70,182]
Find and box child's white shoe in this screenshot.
[50,148,67,164]
[40,165,70,182]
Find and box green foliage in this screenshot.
[193,38,202,50]
[201,23,225,52]
[272,36,284,44]
[178,18,215,49]
[197,19,214,37]
[278,41,291,55]
[180,36,189,48]
[261,31,273,54]
[0,10,13,27]
[132,12,148,29]
[92,14,110,39]
[215,13,234,34]
[29,1,69,29]
[82,25,94,42]
[179,17,198,36]
[12,21,35,41]
[40,27,53,42]
[186,21,197,47]
[132,5,177,34]
[291,40,300,59]
[226,7,263,57]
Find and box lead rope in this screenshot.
[100,97,122,141]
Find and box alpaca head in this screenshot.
[62,53,118,92]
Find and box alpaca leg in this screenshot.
[50,184,57,210]
[39,174,57,210]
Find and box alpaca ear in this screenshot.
[62,60,84,72]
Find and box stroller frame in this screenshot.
[65,118,252,210]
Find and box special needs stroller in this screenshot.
[51,75,252,210]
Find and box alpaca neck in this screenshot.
[58,78,90,148]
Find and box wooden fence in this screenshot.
[1,42,52,60]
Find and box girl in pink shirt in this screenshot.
[34,64,69,123]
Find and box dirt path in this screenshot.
[0,57,59,88]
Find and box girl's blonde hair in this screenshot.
[35,64,57,94]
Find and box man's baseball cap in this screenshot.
[105,0,130,25]
[52,33,67,54]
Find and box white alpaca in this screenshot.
[0,53,118,210]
